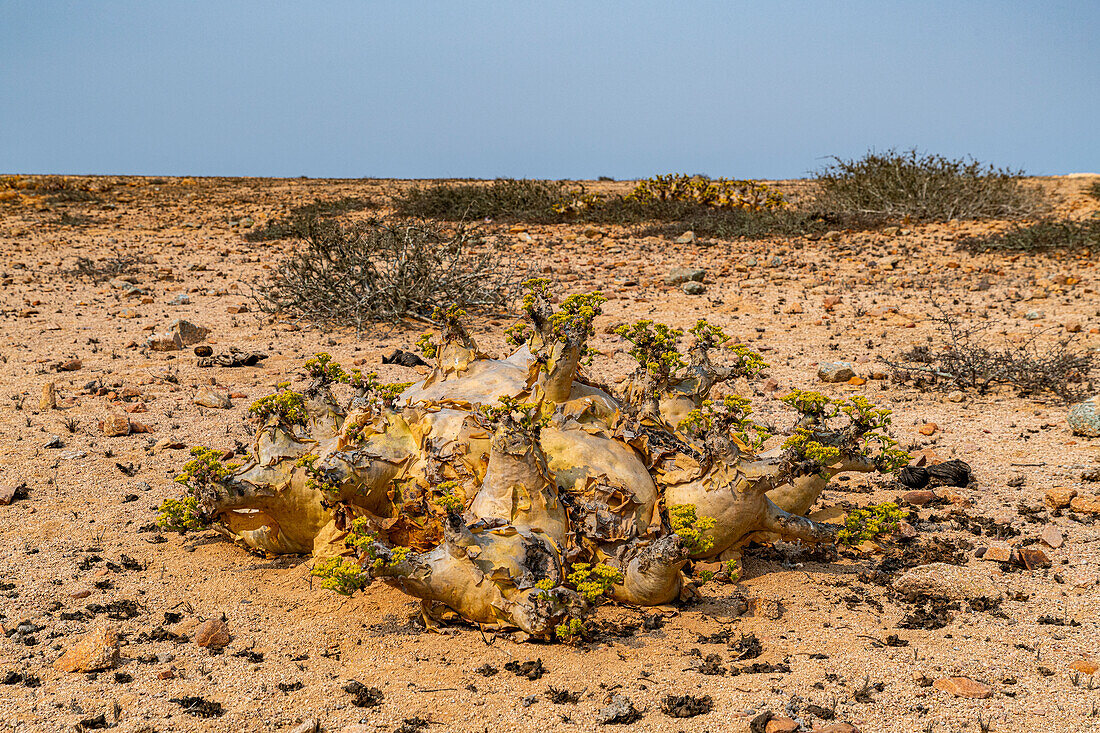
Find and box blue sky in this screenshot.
[1,1,1097,179]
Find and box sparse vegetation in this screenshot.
[258,217,521,329]
[888,307,1095,401]
[811,149,1042,222]
[959,217,1100,253]
[394,179,579,222]
[244,196,378,241]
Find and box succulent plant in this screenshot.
[164,280,909,640]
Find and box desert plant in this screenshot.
[959,217,1100,253]
[811,149,1042,222]
[258,217,521,330]
[244,197,377,241]
[627,174,786,212]
[887,306,1095,401]
[837,502,905,545]
[163,282,914,640]
[394,179,577,222]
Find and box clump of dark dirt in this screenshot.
[659,693,713,718]
[344,680,384,707]
[898,596,960,630]
[170,696,224,718]
[504,658,546,680]
[546,686,582,704]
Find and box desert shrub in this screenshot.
[959,218,1100,253]
[393,177,806,238]
[811,149,1042,222]
[64,251,143,282]
[258,216,520,328]
[393,179,579,222]
[244,197,377,241]
[626,174,787,212]
[1087,180,1100,200]
[887,307,1095,401]
[631,206,829,240]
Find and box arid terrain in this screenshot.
[2,175,1100,733]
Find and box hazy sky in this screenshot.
[2,1,1097,179]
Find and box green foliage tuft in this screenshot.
[311,558,369,596]
[156,496,207,534]
[837,502,905,545]
[668,504,717,554]
[249,390,308,424]
[566,562,623,602]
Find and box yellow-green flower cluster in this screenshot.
[174,446,240,487]
[304,352,347,384]
[311,558,369,596]
[295,453,339,495]
[614,320,686,379]
[782,428,842,465]
[432,480,465,513]
[504,322,531,346]
[781,389,836,418]
[345,516,377,553]
[548,292,606,341]
[626,174,787,212]
[554,617,585,642]
[566,562,623,602]
[249,390,308,424]
[837,502,905,545]
[370,545,412,571]
[415,332,438,360]
[156,496,207,534]
[668,504,717,554]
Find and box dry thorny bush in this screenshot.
[887,305,1095,401]
[811,148,1043,222]
[257,216,522,330]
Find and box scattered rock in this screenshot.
[682,281,706,295]
[783,302,804,314]
[749,597,783,620]
[194,345,213,357]
[289,720,319,733]
[926,460,972,487]
[382,349,430,368]
[919,423,938,436]
[196,348,267,368]
[1070,496,1100,515]
[193,387,231,409]
[1070,659,1099,675]
[947,390,964,403]
[893,563,1000,601]
[932,676,992,699]
[817,362,855,383]
[1015,546,1050,570]
[665,267,705,285]
[597,693,641,725]
[674,231,696,244]
[149,319,210,351]
[194,616,230,649]
[102,414,131,437]
[1045,487,1078,509]
[978,543,1013,563]
[1068,396,1100,437]
[1039,526,1064,549]
[39,382,56,410]
[766,717,800,733]
[902,489,937,507]
[54,625,120,672]
[814,724,861,733]
[0,483,27,505]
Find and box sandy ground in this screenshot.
[1,175,1099,733]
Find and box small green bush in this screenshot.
[959,218,1100,253]
[811,149,1042,222]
